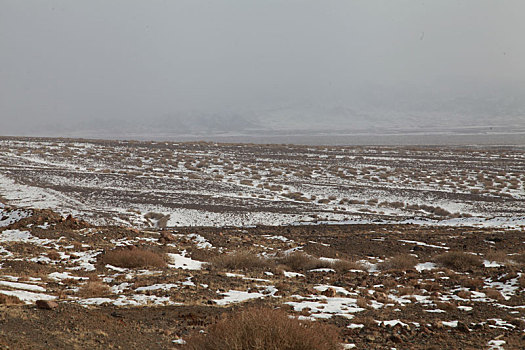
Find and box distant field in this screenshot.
[0,137,523,228]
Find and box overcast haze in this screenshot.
[1,1,524,143]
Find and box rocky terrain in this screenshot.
[0,204,524,349]
[0,138,524,348]
[0,137,523,228]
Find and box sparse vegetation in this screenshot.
[102,248,167,268]
[79,281,111,297]
[210,250,271,271]
[0,294,23,305]
[1,140,525,349]
[276,252,332,272]
[380,254,418,271]
[183,307,342,350]
[434,251,482,271]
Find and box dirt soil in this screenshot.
[0,207,524,349]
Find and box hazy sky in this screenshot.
[1,1,524,135]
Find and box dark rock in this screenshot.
[390,334,403,343]
[36,300,58,310]
[457,321,470,333]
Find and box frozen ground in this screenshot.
[0,137,523,228]
[0,207,524,348]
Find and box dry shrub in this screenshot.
[190,248,218,262]
[352,315,376,329]
[79,281,110,297]
[484,288,505,301]
[277,252,331,272]
[379,280,394,291]
[184,307,341,350]
[431,207,451,217]
[331,259,363,272]
[356,297,369,309]
[71,241,84,251]
[374,292,392,304]
[0,293,23,305]
[456,290,472,299]
[398,287,415,296]
[210,251,271,271]
[406,204,421,211]
[102,248,167,268]
[510,252,525,266]
[380,254,418,271]
[420,282,441,292]
[459,277,484,290]
[389,201,405,209]
[485,250,508,263]
[46,250,61,260]
[434,251,482,271]
[435,301,456,311]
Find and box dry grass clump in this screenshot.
[380,254,418,271]
[456,290,472,299]
[102,247,167,268]
[331,259,364,272]
[46,250,61,260]
[0,293,23,305]
[484,288,505,301]
[458,276,484,290]
[434,251,482,271]
[71,241,84,251]
[356,297,370,309]
[183,307,342,350]
[510,252,525,266]
[276,252,332,272]
[210,251,271,271]
[274,253,361,272]
[435,301,457,311]
[351,315,376,329]
[485,250,509,263]
[79,281,110,297]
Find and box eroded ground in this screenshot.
[0,206,524,349]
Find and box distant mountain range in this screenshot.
[7,83,525,142]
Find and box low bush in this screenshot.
[485,250,508,263]
[380,254,418,271]
[183,307,342,350]
[276,252,332,272]
[484,288,505,301]
[434,251,482,271]
[79,281,110,297]
[46,250,61,260]
[102,247,167,268]
[210,251,271,271]
[510,252,525,265]
[331,259,364,272]
[0,293,23,305]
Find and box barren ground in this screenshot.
[0,138,524,349]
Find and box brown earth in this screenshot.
[0,208,524,349]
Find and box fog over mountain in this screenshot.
[1,1,524,144]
